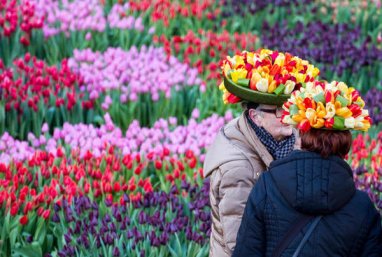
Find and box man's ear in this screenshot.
[248,109,262,126]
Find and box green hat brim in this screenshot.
[224,77,290,107]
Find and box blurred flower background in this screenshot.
[0,0,381,256]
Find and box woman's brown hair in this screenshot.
[300,129,352,158]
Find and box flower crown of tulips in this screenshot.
[219,49,321,104]
[281,81,372,132]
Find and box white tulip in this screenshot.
[256,78,269,92]
[284,80,296,94]
[344,117,355,128]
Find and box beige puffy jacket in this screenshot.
[203,113,274,257]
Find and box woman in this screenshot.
[232,81,382,257]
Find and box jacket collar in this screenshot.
[203,113,274,178]
[237,112,274,168]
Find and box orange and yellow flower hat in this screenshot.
[219,49,321,106]
[281,80,372,132]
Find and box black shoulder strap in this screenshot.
[271,214,314,257]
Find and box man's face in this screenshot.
[249,104,293,141]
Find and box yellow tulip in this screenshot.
[295,73,306,83]
[355,97,365,108]
[292,110,306,122]
[305,108,325,128]
[223,63,231,76]
[311,118,325,129]
[362,120,371,131]
[223,92,229,104]
[268,80,277,93]
[274,54,285,67]
[337,82,349,95]
[260,49,272,55]
[305,108,317,122]
[219,82,226,91]
[296,97,306,111]
[354,118,370,131]
[316,102,327,118]
[343,92,353,105]
[261,66,270,75]
[231,69,247,83]
[233,56,245,68]
[251,71,262,85]
[247,52,255,65]
[335,106,353,118]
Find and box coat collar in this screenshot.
[237,112,274,168]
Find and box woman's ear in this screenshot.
[249,109,262,127]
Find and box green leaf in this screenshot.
[46,235,53,252]
[333,116,345,130]
[237,78,250,87]
[9,226,19,249]
[289,104,299,115]
[12,241,42,257]
[34,218,46,246]
[336,95,349,107]
[313,92,325,103]
[274,84,286,96]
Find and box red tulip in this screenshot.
[19,215,28,225]
[188,158,196,169]
[348,104,362,118]
[113,182,121,192]
[324,117,334,129]
[134,164,143,175]
[298,119,311,132]
[10,204,19,216]
[42,209,50,220]
[155,160,162,170]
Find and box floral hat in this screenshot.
[281,80,372,132]
[219,49,320,106]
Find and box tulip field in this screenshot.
[0,0,382,256]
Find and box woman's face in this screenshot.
[250,104,293,141]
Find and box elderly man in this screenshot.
[203,49,319,257]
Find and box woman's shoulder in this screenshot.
[341,190,381,220]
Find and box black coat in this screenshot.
[232,150,382,257]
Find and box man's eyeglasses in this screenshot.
[258,108,284,118]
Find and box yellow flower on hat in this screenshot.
[227,55,245,69]
[305,108,325,128]
[335,103,352,118]
[316,102,327,118]
[296,97,306,111]
[292,109,307,123]
[230,68,247,83]
[307,66,320,78]
[294,73,306,84]
[337,82,348,94]
[222,63,231,77]
[268,80,277,93]
[274,54,285,67]
[247,52,255,65]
